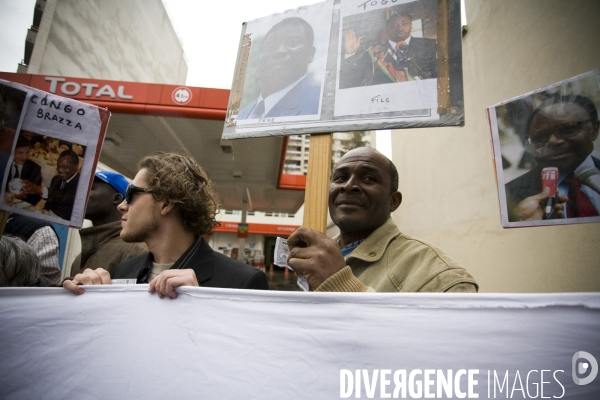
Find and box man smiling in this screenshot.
[287,147,477,292]
[237,17,321,119]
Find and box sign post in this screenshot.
[303,133,333,233]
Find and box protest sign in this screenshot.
[222,0,464,139]
[487,69,600,228]
[0,80,110,227]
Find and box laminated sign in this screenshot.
[222,0,465,139]
[487,69,600,228]
[0,80,110,227]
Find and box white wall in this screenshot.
[28,0,187,84]
[390,0,600,292]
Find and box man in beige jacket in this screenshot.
[287,147,478,292]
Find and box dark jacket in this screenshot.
[237,75,321,119]
[340,36,437,89]
[112,237,269,290]
[70,220,148,276]
[44,173,80,220]
[8,159,42,205]
[504,156,600,221]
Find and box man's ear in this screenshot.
[389,191,402,212]
[307,46,316,63]
[113,193,123,205]
[592,121,599,141]
[160,199,176,216]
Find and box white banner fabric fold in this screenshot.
[1,287,599,399]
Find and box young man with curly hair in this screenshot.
[63,152,269,297]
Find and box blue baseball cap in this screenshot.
[95,171,128,197]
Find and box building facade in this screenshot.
[19,0,187,85]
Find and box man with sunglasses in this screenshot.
[64,152,269,297]
[505,95,600,221]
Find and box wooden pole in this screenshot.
[436,0,451,115]
[302,133,332,233]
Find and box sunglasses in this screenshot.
[125,183,152,204]
[528,120,591,146]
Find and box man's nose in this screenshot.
[117,200,128,212]
[340,176,361,192]
[274,41,293,53]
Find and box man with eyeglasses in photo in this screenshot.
[63,152,269,297]
[237,17,321,120]
[505,95,600,221]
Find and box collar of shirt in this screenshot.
[64,172,79,185]
[388,36,412,51]
[338,238,366,257]
[257,74,307,116]
[558,155,600,217]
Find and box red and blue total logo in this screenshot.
[172,87,192,105]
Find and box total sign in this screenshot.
[44,77,134,100]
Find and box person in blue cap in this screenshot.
[69,171,147,276]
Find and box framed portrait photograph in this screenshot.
[488,69,600,228]
[229,1,332,130]
[3,130,87,222]
[0,80,109,227]
[223,0,464,139]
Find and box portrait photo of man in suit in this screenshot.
[237,17,322,120]
[505,94,600,222]
[6,137,42,206]
[41,150,80,220]
[339,11,437,89]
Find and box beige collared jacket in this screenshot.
[316,218,478,293]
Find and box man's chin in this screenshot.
[332,215,364,231]
[120,231,144,243]
[536,156,581,172]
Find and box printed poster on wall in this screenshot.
[487,69,600,228]
[222,0,464,139]
[0,80,110,228]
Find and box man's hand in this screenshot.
[344,29,361,55]
[287,227,347,291]
[148,269,199,299]
[515,187,568,221]
[63,268,111,295]
[19,180,42,196]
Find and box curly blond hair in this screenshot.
[139,152,220,236]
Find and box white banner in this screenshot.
[1,287,599,399]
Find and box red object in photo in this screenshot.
[541,167,559,196]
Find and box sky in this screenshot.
[0,0,325,89]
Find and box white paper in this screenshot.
[1,288,599,399]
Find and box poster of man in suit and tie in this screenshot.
[223,0,463,140]
[0,79,109,228]
[488,69,600,228]
[4,130,87,222]
[333,0,440,119]
[234,2,332,126]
